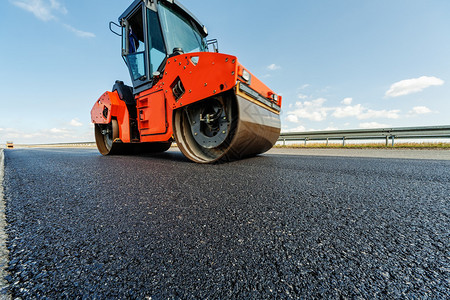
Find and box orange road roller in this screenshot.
[91,0,282,163]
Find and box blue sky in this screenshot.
[1,0,449,144]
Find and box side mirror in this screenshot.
[109,21,122,36]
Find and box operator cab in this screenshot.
[118,0,209,94]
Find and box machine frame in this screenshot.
[91,0,282,163]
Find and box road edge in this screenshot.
[0,150,10,299]
[265,148,450,160]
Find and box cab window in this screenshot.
[126,7,146,81]
[147,9,167,74]
[158,3,207,55]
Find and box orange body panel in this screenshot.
[237,64,282,108]
[158,52,238,109]
[136,52,240,143]
[137,91,168,136]
[91,52,281,144]
[90,91,131,143]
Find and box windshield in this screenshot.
[159,3,207,55]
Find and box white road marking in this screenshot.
[0,150,11,299]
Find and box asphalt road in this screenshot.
[1,148,449,298]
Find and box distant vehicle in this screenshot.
[6,141,14,149]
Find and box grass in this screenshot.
[275,142,450,149]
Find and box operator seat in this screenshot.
[112,80,137,119]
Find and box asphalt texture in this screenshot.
[2,148,449,298]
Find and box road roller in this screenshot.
[91,0,282,163]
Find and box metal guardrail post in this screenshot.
[326,138,329,147]
[343,137,346,147]
[392,136,395,147]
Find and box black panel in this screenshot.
[112,80,137,119]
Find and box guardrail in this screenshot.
[278,125,450,146]
[3,126,449,149]
[1,142,97,148]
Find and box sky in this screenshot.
[1,0,449,144]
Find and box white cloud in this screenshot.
[0,126,94,144]
[287,97,401,125]
[297,93,308,99]
[409,106,432,115]
[267,64,281,71]
[63,24,96,38]
[1,128,44,140]
[359,122,391,129]
[49,0,67,14]
[306,126,339,132]
[284,125,306,132]
[333,103,399,120]
[50,128,69,134]
[11,1,95,39]
[333,104,364,118]
[286,115,299,123]
[69,119,83,127]
[341,97,353,105]
[11,0,67,21]
[358,109,400,120]
[286,98,330,122]
[385,76,444,98]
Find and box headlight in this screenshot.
[242,69,251,82]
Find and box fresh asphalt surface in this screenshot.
[1,148,449,298]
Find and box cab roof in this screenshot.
[118,0,207,38]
